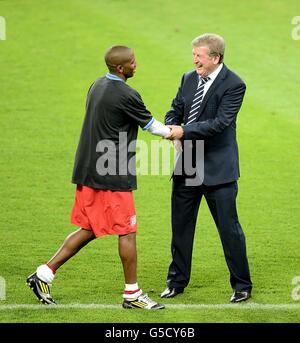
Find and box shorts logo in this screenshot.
[130,215,136,227]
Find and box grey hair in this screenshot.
[192,33,225,63]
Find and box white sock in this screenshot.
[36,264,55,284]
[123,283,143,300]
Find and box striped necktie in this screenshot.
[186,76,210,125]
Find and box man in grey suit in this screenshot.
[161,33,252,302]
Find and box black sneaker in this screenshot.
[123,293,165,310]
[230,290,251,303]
[26,272,56,305]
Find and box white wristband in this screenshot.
[147,119,171,137]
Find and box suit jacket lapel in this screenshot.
[195,64,228,120]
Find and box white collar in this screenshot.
[206,63,223,82]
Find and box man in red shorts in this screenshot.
[27,45,170,309]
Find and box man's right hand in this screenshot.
[166,125,184,140]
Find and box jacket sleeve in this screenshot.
[165,74,185,125]
[183,83,246,140]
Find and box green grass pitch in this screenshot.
[0,0,300,323]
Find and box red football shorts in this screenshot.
[70,185,137,237]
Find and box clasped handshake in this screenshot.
[165,125,184,140]
[147,120,184,148]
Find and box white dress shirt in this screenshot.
[198,63,223,98]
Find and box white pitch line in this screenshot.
[0,303,300,310]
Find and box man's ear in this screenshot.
[212,55,219,65]
[116,65,123,73]
[213,54,222,65]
